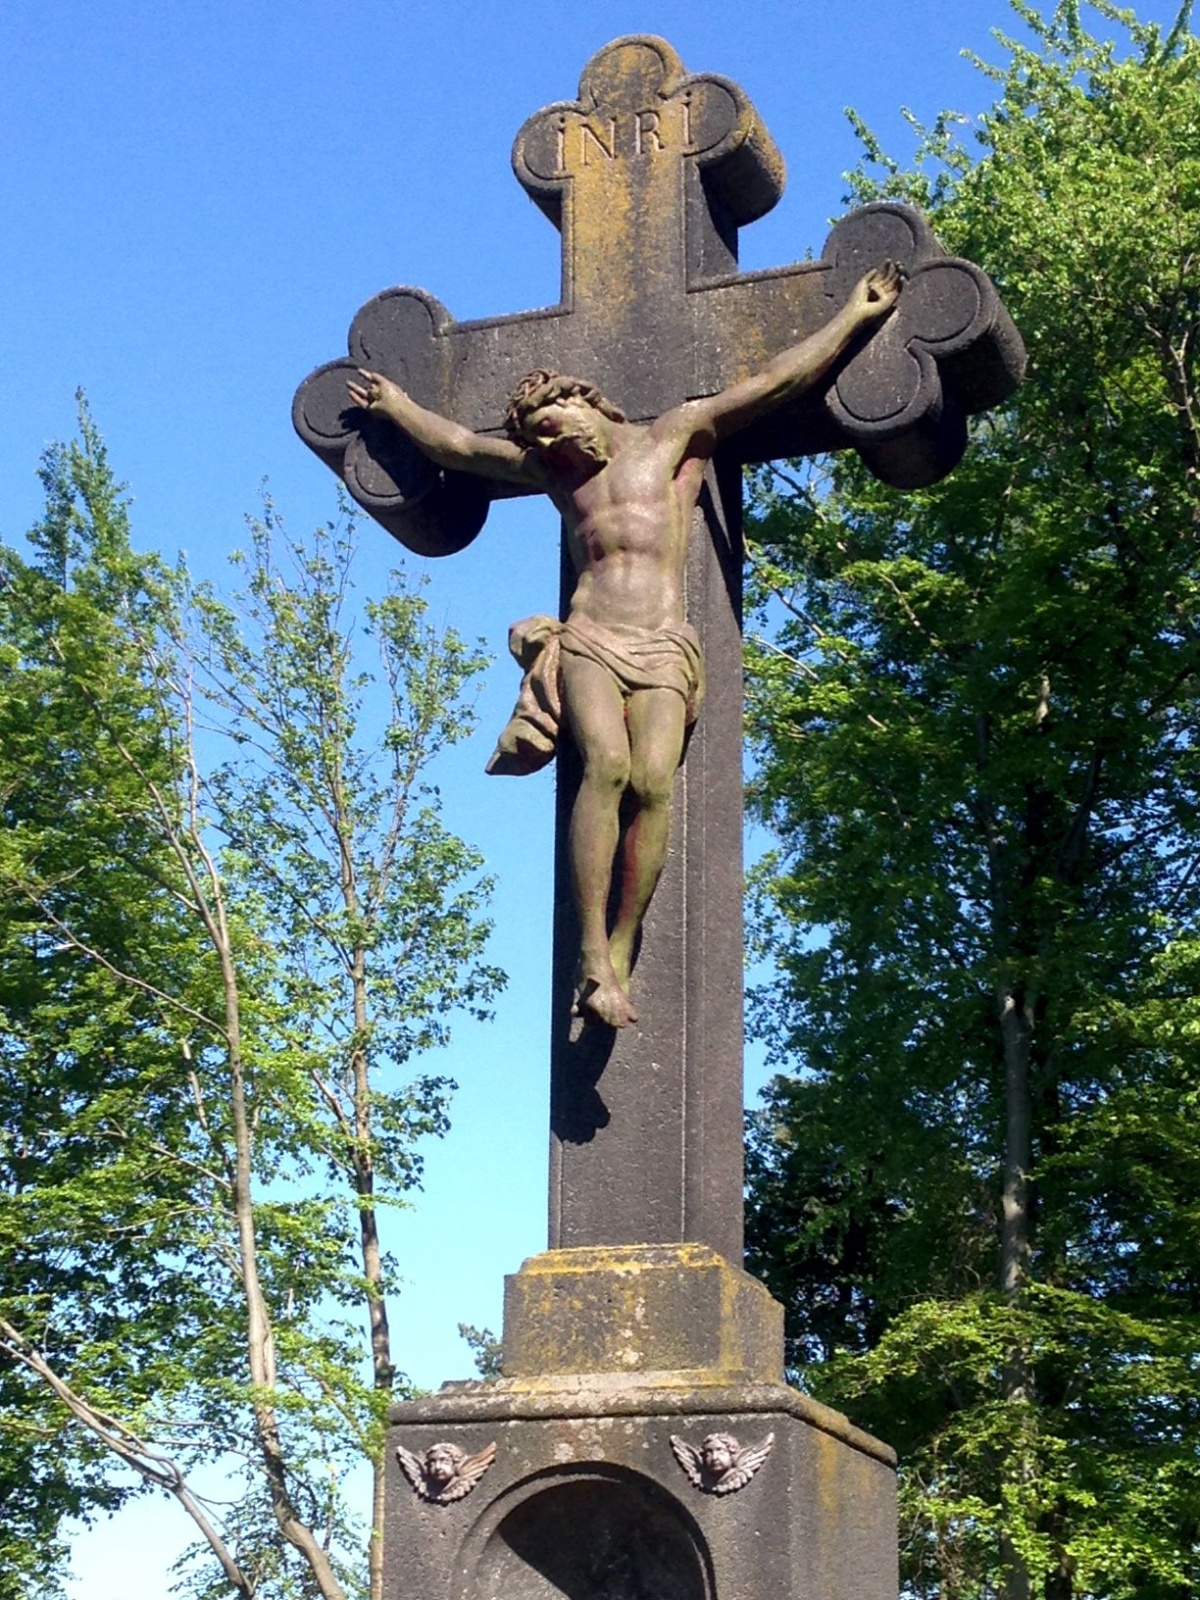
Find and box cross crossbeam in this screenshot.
[294,36,1022,556]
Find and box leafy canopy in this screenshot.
[745,5,1200,1597]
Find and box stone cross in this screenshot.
[294,35,1023,1267]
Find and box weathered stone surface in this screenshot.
[293,35,1025,557]
[502,1244,783,1383]
[385,1246,894,1597]
[385,1379,897,1600]
[296,45,1024,1590]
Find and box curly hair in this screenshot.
[504,368,627,442]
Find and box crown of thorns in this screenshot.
[504,369,627,440]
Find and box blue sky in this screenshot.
[1,0,1184,1591]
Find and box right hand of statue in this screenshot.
[347,368,402,411]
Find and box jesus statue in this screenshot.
[348,261,902,1028]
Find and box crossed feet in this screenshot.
[573,945,639,1029]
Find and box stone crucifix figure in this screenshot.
[299,42,1025,1600]
[295,34,1023,1259]
[348,263,901,1028]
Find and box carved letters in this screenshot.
[564,108,682,172]
[580,118,616,164]
[635,109,664,155]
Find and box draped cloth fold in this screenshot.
[486,611,705,776]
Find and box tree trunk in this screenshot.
[997,978,1034,1600]
[206,876,348,1600]
[351,944,392,1600]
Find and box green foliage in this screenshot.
[0,402,210,1596]
[745,6,1200,1597]
[457,1322,503,1381]
[0,406,500,1597]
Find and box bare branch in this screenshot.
[0,1320,255,1599]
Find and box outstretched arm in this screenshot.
[347,371,535,485]
[685,263,903,442]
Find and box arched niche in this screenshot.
[468,1467,713,1600]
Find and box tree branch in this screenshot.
[0,1320,256,1598]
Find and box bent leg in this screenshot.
[609,687,688,990]
[560,654,638,1028]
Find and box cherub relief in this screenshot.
[395,1440,497,1505]
[669,1430,775,1495]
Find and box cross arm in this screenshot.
[293,34,1026,554]
[688,264,903,444]
[696,204,1026,487]
[292,288,541,560]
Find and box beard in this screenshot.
[538,433,608,466]
[553,417,610,463]
[571,431,609,463]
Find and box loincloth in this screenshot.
[485,612,705,776]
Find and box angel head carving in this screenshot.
[670,1430,774,1495]
[396,1439,497,1504]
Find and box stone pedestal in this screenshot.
[385,1248,897,1600]
[502,1244,782,1382]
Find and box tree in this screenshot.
[189,501,501,1599]
[0,406,500,1598]
[0,405,216,1597]
[744,6,1200,1598]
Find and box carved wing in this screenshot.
[716,1431,775,1495]
[669,1434,705,1489]
[395,1444,429,1498]
[439,1440,497,1502]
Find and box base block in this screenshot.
[502,1244,784,1382]
[386,1247,896,1599]
[385,1377,897,1600]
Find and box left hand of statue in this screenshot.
[850,260,903,322]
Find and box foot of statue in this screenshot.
[574,964,639,1029]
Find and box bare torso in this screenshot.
[529,417,710,633]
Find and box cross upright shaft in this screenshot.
[293,36,1025,1266]
[546,455,749,1262]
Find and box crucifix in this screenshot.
[294,34,1023,1270]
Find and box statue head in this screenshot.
[504,369,626,458]
[700,1433,738,1475]
[424,1442,464,1487]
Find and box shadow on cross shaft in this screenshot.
[550,1022,614,1145]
